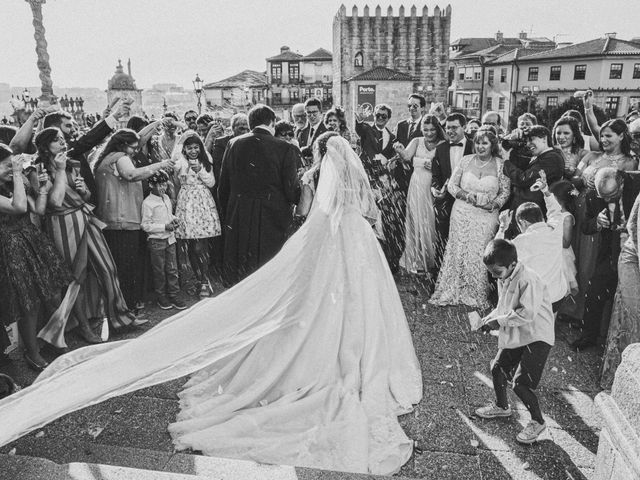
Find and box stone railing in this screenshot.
[593,343,640,479]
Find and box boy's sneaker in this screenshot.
[516,420,546,444]
[157,297,173,310]
[169,297,187,310]
[475,403,512,419]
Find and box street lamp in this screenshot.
[521,85,540,113]
[25,0,55,105]
[193,73,203,114]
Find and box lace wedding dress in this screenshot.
[430,155,510,309]
[0,136,422,476]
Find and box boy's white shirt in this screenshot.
[496,193,568,302]
[486,261,555,349]
[141,193,176,244]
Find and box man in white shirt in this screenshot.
[496,171,567,309]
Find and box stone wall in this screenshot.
[593,343,640,479]
[333,4,451,107]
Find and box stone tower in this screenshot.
[332,4,452,106]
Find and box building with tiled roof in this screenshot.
[484,35,640,123]
[347,66,415,82]
[203,70,268,113]
[448,31,555,119]
[265,46,333,113]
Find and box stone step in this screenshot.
[0,443,417,480]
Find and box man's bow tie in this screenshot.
[449,142,463,147]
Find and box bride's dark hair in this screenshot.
[315,131,340,158]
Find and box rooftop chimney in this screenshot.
[605,32,617,39]
[495,31,504,42]
[280,46,290,53]
[127,58,131,77]
[519,31,527,40]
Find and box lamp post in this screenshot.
[521,85,540,114]
[25,0,55,105]
[193,74,203,114]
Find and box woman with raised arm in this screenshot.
[0,144,70,370]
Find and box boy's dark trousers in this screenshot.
[491,341,552,424]
[148,238,180,299]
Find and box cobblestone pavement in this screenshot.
[1,275,603,479]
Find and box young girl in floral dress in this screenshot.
[173,131,221,298]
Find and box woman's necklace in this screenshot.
[601,151,625,166]
[474,155,492,178]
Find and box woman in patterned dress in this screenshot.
[0,144,71,370]
[33,128,146,346]
[172,131,221,298]
[430,129,510,309]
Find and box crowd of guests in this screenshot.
[1,92,639,417]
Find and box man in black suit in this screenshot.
[209,113,249,281]
[296,98,328,148]
[431,113,474,270]
[355,104,406,273]
[393,94,426,197]
[395,94,426,147]
[218,104,300,286]
[572,168,640,350]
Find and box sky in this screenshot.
[2,0,637,90]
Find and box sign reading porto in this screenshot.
[357,85,376,122]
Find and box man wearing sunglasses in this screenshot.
[355,103,407,273]
[395,94,426,148]
[184,110,199,131]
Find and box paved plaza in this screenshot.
[0,275,602,479]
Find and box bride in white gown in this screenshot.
[0,133,423,475]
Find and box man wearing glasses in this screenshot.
[355,103,407,273]
[296,98,327,148]
[395,94,426,147]
[431,113,474,271]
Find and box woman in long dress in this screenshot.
[569,119,637,321]
[600,193,640,389]
[429,129,510,309]
[395,114,444,274]
[0,132,422,475]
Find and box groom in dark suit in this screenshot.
[431,113,474,271]
[218,104,300,286]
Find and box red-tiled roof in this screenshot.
[520,37,640,61]
[485,46,558,65]
[203,70,268,89]
[347,66,414,82]
[304,48,332,61]
[266,50,303,62]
